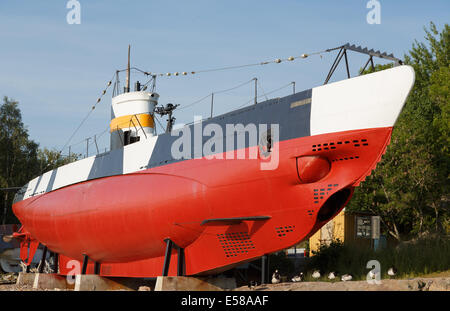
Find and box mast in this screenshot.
[125,44,131,93]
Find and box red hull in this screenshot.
[13,127,392,277]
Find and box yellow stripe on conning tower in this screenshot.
[110,113,154,132]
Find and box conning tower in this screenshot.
[110,89,159,150]
[110,45,159,150]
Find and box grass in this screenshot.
[304,235,450,281]
[419,270,450,278]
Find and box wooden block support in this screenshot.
[33,273,74,290]
[155,276,236,291]
[16,272,36,287]
[74,275,153,291]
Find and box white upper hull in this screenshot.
[311,65,415,135]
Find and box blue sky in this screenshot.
[0,0,448,156]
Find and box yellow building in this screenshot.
[309,209,381,256]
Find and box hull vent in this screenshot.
[312,139,368,152]
[275,225,296,237]
[313,184,339,204]
[353,139,369,147]
[217,232,255,258]
[331,156,359,162]
[312,142,337,152]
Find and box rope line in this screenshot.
[59,72,116,154]
[257,80,269,101]
[148,47,332,77]
[178,79,255,112]
[177,94,211,111]
[214,79,254,94]
[154,115,166,133]
[56,46,338,161]
[236,82,294,109]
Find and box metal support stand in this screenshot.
[177,247,185,276]
[85,138,90,158]
[94,262,101,275]
[210,93,214,119]
[360,55,375,74]
[261,255,267,284]
[343,50,350,78]
[38,245,48,273]
[162,239,173,276]
[81,254,89,275]
[254,78,258,105]
[324,43,402,85]
[324,47,345,84]
[52,252,59,273]
[162,239,185,277]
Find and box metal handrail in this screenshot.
[132,114,148,139]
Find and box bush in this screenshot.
[305,235,450,280]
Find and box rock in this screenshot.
[0,273,18,284]
[428,278,450,291]
[235,276,450,291]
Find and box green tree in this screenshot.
[0,97,78,224]
[347,22,449,240]
[38,147,78,172]
[0,96,40,224]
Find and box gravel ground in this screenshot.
[236,276,450,291]
[1,274,449,291]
